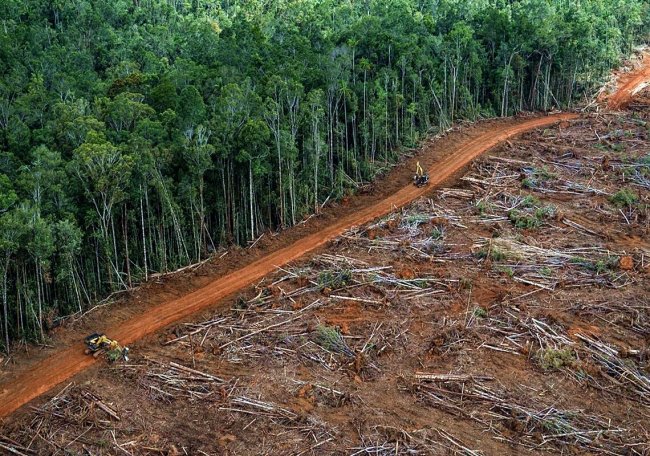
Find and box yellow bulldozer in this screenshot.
[84,333,130,362]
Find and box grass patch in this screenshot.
[521,166,556,189]
[403,214,431,225]
[521,195,540,208]
[459,277,473,290]
[533,166,556,180]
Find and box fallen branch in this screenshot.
[414,373,494,382]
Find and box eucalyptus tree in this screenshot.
[71,131,133,289]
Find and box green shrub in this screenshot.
[459,277,473,290]
[497,266,514,277]
[313,325,353,356]
[476,246,508,261]
[521,166,556,188]
[569,256,618,273]
[539,266,553,277]
[473,307,488,318]
[610,142,625,152]
[535,205,555,218]
[521,177,536,189]
[404,214,430,225]
[637,155,650,178]
[537,347,575,370]
[521,195,540,208]
[430,226,445,240]
[235,295,249,309]
[475,200,493,215]
[509,209,542,229]
[609,188,638,208]
[534,166,556,180]
[508,198,554,230]
[318,269,352,290]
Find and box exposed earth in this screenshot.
[0,56,648,455]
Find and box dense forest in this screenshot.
[0,0,648,350]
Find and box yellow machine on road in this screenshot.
[84,333,130,362]
[413,161,429,187]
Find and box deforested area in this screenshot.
[0,0,648,350]
[1,82,648,453]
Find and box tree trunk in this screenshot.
[139,189,148,281]
[2,255,10,351]
[249,160,254,239]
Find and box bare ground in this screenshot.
[1,90,648,455]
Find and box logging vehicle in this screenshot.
[413,172,430,187]
[84,333,130,362]
[413,161,430,187]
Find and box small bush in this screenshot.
[534,166,556,180]
[509,210,542,229]
[609,188,638,208]
[610,142,625,152]
[459,277,473,290]
[430,226,445,240]
[497,266,514,277]
[535,205,555,218]
[508,197,554,230]
[235,295,249,309]
[318,269,352,291]
[521,166,556,188]
[490,247,508,261]
[521,177,536,189]
[473,307,488,318]
[636,156,650,178]
[521,195,540,208]
[476,246,508,261]
[313,325,353,357]
[570,256,619,274]
[537,347,576,370]
[539,266,553,277]
[475,200,493,215]
[403,214,430,226]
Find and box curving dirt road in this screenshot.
[0,113,579,419]
[606,53,650,109]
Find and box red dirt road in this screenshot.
[0,113,577,419]
[607,53,650,108]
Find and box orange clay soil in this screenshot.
[605,52,650,109]
[0,112,578,419]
